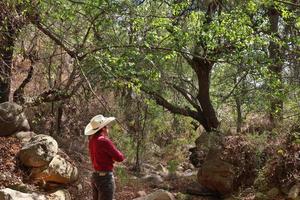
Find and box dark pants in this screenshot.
[91,172,115,200]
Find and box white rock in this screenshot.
[141,174,163,186]
[13,131,36,143]
[133,189,175,200]
[0,188,46,200]
[76,184,83,191]
[47,189,71,200]
[30,154,78,185]
[137,190,147,197]
[19,134,58,167]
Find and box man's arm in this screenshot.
[103,138,125,162]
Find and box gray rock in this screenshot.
[19,134,58,167]
[30,154,78,185]
[7,183,34,193]
[76,184,83,192]
[13,131,36,143]
[133,189,175,200]
[141,174,163,186]
[137,191,147,197]
[0,188,46,200]
[197,158,234,195]
[47,190,71,200]
[0,188,71,200]
[0,102,30,137]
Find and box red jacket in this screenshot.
[89,134,124,171]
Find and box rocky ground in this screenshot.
[0,136,216,200]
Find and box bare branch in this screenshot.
[171,84,201,112]
[31,18,78,58]
[221,71,249,103]
[13,65,34,104]
[141,87,207,125]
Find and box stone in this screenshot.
[133,189,175,200]
[141,174,163,186]
[0,102,30,137]
[174,192,190,200]
[7,183,33,193]
[19,134,58,167]
[182,169,195,177]
[137,190,147,197]
[76,184,83,191]
[0,174,6,181]
[30,154,78,185]
[0,172,11,182]
[288,184,300,200]
[13,131,36,143]
[0,188,46,200]
[197,158,234,195]
[47,189,71,200]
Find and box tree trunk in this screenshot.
[192,58,219,131]
[56,102,64,136]
[268,7,283,126]
[235,96,242,133]
[0,21,16,103]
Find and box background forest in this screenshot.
[0,0,299,199]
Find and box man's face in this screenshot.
[102,126,109,135]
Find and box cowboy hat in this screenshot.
[84,115,116,136]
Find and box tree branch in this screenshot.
[274,0,300,7]
[13,65,34,104]
[31,18,78,59]
[171,84,201,112]
[141,87,206,125]
[221,71,249,103]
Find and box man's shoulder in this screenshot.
[96,136,111,143]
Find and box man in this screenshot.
[85,115,125,200]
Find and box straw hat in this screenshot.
[84,115,116,136]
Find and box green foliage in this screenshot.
[114,166,129,186]
[110,124,136,163]
[167,159,179,174]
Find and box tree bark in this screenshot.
[0,21,16,103]
[56,102,64,136]
[267,7,283,126]
[235,96,242,133]
[191,57,219,131]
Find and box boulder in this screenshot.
[47,190,71,200]
[133,189,175,200]
[30,154,78,185]
[0,102,30,137]
[19,134,58,167]
[0,188,71,200]
[0,188,46,200]
[137,191,147,197]
[141,174,163,186]
[13,131,36,143]
[7,183,34,193]
[197,158,234,195]
[190,130,223,167]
